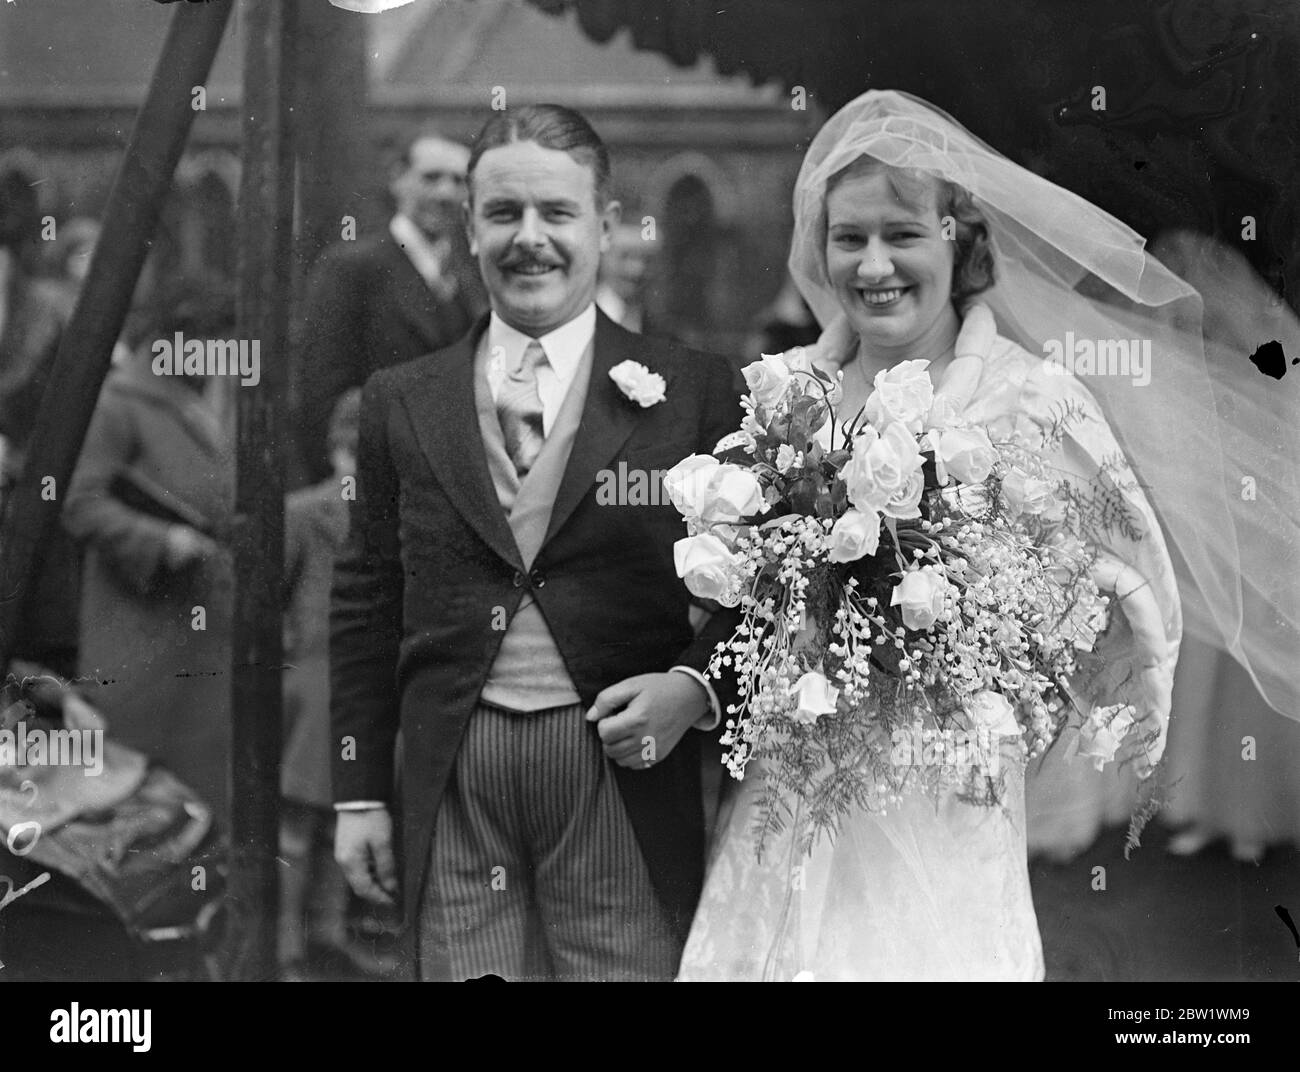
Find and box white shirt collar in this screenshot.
[595,284,626,325]
[487,303,597,389]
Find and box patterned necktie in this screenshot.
[497,338,548,478]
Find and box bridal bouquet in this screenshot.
[668,349,1130,852]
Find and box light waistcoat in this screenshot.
[475,328,592,710]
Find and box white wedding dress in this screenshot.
[681,743,1042,981]
[677,333,1181,982]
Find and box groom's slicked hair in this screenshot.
[467,103,612,207]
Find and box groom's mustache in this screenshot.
[499,252,565,271]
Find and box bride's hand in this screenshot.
[1123,660,1173,776]
[1089,551,1172,777]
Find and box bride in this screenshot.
[677,89,1298,982]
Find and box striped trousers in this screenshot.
[416,702,682,981]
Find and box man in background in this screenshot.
[292,130,488,482]
[595,221,660,335]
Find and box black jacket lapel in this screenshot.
[398,315,523,570]
[543,310,663,547]
[382,239,445,348]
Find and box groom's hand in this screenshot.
[586,672,708,769]
[335,807,399,905]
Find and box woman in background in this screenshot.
[62,280,235,824]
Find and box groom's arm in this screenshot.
[331,371,404,902]
[590,353,746,766]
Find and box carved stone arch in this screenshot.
[645,152,737,229]
[643,155,747,350]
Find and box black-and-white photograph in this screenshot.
[1,0,1297,1019]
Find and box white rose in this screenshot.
[673,533,741,603]
[827,507,882,563]
[1000,467,1055,517]
[742,354,793,410]
[664,456,767,525]
[964,690,1021,737]
[663,454,721,517]
[780,347,813,375]
[924,393,963,432]
[609,360,667,407]
[863,359,935,434]
[790,670,839,725]
[1069,704,1136,771]
[881,467,925,520]
[842,422,923,513]
[775,443,798,473]
[698,464,768,524]
[938,426,996,484]
[890,566,949,631]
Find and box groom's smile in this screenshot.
[466,139,621,336]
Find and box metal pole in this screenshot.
[223,0,297,981]
[286,0,368,488]
[294,0,368,275]
[0,2,234,665]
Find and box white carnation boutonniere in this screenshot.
[609,360,667,408]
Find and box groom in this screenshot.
[330,104,742,981]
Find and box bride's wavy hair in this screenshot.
[823,156,995,309]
